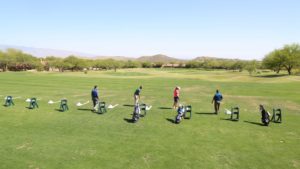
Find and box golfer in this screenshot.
[212,89,223,114]
[134,86,142,104]
[91,85,99,108]
[173,86,180,109]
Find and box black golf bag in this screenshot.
[132,104,141,123]
[175,106,185,124]
[261,109,270,126]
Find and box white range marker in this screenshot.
[108,104,119,109]
[76,101,90,107]
[146,105,152,111]
[48,100,60,104]
[225,109,232,115]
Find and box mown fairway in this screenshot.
[0,69,299,169]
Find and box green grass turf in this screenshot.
[0,69,299,169]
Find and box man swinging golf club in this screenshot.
[212,89,223,114]
[134,86,142,105]
[91,85,99,110]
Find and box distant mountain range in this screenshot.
[137,54,184,63]
[0,45,244,62]
[192,56,242,61]
[0,45,186,62]
[0,45,97,58]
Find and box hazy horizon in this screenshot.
[1,0,299,60]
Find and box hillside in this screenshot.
[93,56,135,61]
[193,56,242,62]
[0,45,97,58]
[137,54,183,63]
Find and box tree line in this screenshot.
[0,43,299,75]
[262,43,300,75]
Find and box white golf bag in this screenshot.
[132,104,141,123]
[175,106,185,124]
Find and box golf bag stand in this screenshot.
[184,105,192,119]
[271,108,282,123]
[175,106,185,124]
[29,98,38,109]
[4,96,14,107]
[132,104,140,123]
[231,106,239,121]
[60,99,69,112]
[140,103,147,117]
[97,102,107,114]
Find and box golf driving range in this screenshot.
[0,69,299,169]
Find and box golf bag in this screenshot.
[261,110,270,126]
[4,96,14,107]
[132,104,141,123]
[175,106,185,124]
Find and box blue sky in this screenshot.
[0,0,299,59]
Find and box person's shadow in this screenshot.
[123,104,134,107]
[166,118,175,123]
[159,107,173,110]
[195,112,216,115]
[55,108,64,112]
[220,118,239,122]
[123,118,134,123]
[244,120,264,126]
[77,108,93,112]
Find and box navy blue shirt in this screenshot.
[213,92,223,101]
[134,88,141,96]
[91,89,98,99]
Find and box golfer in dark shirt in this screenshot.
[91,85,99,108]
[134,86,142,104]
[212,90,223,114]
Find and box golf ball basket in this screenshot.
[29,98,38,109]
[60,99,69,112]
[4,96,14,107]
[184,105,192,119]
[230,106,239,121]
[96,101,107,114]
[271,108,282,123]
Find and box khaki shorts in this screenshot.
[134,95,139,103]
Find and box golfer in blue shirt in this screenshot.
[91,85,99,108]
[212,89,223,114]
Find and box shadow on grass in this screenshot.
[123,104,134,107]
[55,108,64,112]
[244,120,264,126]
[195,112,216,115]
[77,108,93,112]
[26,107,38,109]
[166,118,175,124]
[255,74,288,78]
[123,118,135,123]
[220,118,239,122]
[158,107,173,110]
